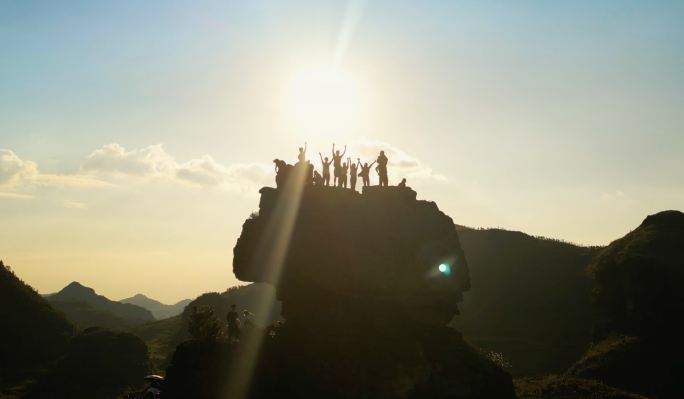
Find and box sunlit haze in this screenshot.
[1,1,683,303]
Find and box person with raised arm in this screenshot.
[349,158,360,191]
[297,141,307,163]
[358,159,376,187]
[331,143,346,187]
[319,152,333,186]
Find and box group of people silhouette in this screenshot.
[273,142,403,190]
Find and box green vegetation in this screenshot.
[187,306,222,341]
[47,282,155,325]
[450,226,599,377]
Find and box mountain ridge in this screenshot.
[119,293,191,320]
[47,281,155,324]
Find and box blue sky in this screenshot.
[1,1,683,302]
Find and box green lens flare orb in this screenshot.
[438,264,451,276]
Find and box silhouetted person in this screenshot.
[319,153,332,186]
[313,170,324,185]
[332,143,346,186]
[274,159,289,188]
[376,151,388,187]
[398,178,406,187]
[338,162,349,188]
[227,304,240,342]
[298,141,307,163]
[349,158,360,191]
[243,310,256,328]
[307,162,314,185]
[359,160,376,187]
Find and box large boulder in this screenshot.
[233,185,470,336]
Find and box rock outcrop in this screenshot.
[165,185,514,399]
[234,185,470,336]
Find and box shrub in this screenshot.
[187,305,222,341]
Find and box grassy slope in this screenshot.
[515,375,649,399]
[450,226,600,377]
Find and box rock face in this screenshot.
[166,185,514,399]
[234,185,470,336]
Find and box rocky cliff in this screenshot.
[234,185,470,336]
[165,184,514,399]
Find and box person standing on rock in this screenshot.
[319,153,332,186]
[297,142,307,163]
[349,158,360,191]
[338,161,349,188]
[359,160,376,187]
[332,143,346,186]
[227,304,240,342]
[375,151,389,187]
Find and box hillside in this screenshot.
[0,261,77,396]
[50,300,134,330]
[47,282,155,324]
[450,226,600,377]
[568,210,684,398]
[128,283,280,371]
[120,294,191,320]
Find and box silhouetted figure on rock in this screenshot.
[349,158,360,191]
[359,160,376,187]
[398,178,407,187]
[273,159,290,188]
[313,170,324,186]
[319,153,332,186]
[227,304,240,342]
[298,142,307,163]
[376,151,389,187]
[332,143,346,187]
[338,162,349,188]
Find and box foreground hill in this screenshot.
[130,283,281,370]
[47,282,155,325]
[0,261,76,372]
[450,226,600,377]
[568,210,684,398]
[120,294,191,320]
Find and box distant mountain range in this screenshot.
[119,294,191,320]
[46,282,155,327]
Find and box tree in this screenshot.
[187,305,222,341]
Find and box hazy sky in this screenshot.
[1,1,683,303]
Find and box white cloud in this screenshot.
[63,200,88,209]
[82,143,272,193]
[0,149,112,189]
[346,137,447,183]
[602,191,626,200]
[0,192,35,199]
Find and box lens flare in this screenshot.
[438,263,450,275]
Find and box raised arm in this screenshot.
[341,145,347,157]
[319,152,323,163]
[370,160,376,168]
[332,143,335,157]
[304,141,307,155]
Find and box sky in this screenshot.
[1,0,683,304]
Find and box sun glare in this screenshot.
[289,70,359,137]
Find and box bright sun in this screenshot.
[289,70,359,137]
